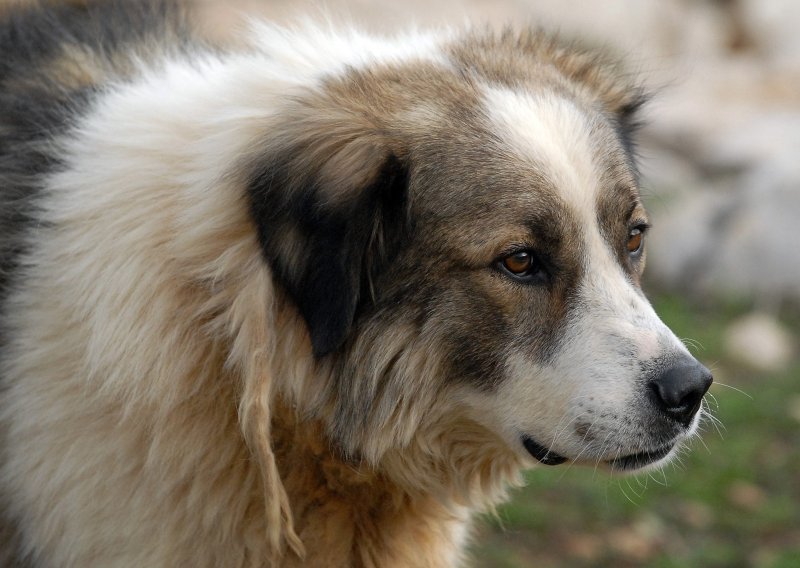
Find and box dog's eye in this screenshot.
[504,252,532,274]
[627,227,645,255]
[497,250,545,283]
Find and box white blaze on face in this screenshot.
[485,87,600,219]
[480,87,694,461]
[485,85,672,347]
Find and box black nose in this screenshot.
[648,358,713,425]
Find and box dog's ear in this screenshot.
[247,128,409,358]
[550,54,646,155]
[600,87,647,158]
[516,31,647,154]
[559,52,647,156]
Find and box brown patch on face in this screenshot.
[357,139,589,390]
[42,45,111,91]
[446,27,649,283]
[296,32,643,391]
[242,58,488,357]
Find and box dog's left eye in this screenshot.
[627,226,646,255]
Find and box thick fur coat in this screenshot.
[0,1,711,566]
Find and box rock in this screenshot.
[726,480,767,510]
[724,312,795,372]
[740,0,800,65]
[642,89,800,302]
[787,396,800,423]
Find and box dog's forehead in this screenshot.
[406,85,642,257]
[482,86,637,223]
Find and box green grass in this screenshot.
[470,294,800,567]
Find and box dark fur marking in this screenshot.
[438,281,510,390]
[0,509,33,568]
[0,0,193,302]
[613,92,648,166]
[248,152,410,357]
[596,179,646,282]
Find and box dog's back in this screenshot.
[0,1,188,298]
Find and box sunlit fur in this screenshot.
[0,2,707,566]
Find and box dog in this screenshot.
[0,1,713,566]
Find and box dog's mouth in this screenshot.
[521,436,568,466]
[523,435,677,471]
[606,443,675,472]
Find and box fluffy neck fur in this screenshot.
[269,400,471,567]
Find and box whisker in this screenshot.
[713,382,753,399]
[547,413,582,454]
[695,432,711,454]
[680,337,705,352]
[625,478,644,499]
[557,419,601,480]
[658,465,669,487]
[702,409,726,438]
[706,415,726,434]
[618,481,639,506]
[705,392,721,412]
[671,456,686,473]
[592,432,616,480]
[557,444,589,481]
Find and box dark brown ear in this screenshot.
[574,60,646,156]
[607,89,647,158]
[247,133,409,358]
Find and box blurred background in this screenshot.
[206,1,800,566]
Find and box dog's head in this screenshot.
[247,27,711,477]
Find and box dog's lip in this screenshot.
[607,443,675,471]
[521,436,568,466]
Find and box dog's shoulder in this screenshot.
[0,0,196,105]
[0,0,195,301]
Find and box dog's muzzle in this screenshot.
[522,355,713,470]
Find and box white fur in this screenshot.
[247,19,453,77]
[485,87,601,217]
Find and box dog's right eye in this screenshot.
[504,251,532,274]
[497,250,546,283]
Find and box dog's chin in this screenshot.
[604,442,677,473]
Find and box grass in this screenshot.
[469,293,800,567]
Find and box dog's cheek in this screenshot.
[438,285,511,391]
[432,279,558,392]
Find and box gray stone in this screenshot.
[724,312,795,372]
